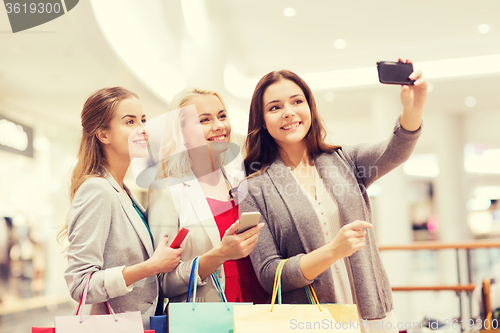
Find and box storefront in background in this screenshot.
[0,111,78,313]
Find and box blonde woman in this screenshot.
[61,87,183,329]
[148,87,266,304]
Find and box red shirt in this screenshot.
[206,198,267,304]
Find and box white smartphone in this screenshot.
[237,212,261,234]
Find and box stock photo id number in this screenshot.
[3,0,79,33]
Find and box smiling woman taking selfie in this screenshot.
[239,64,427,332]
[60,87,183,329]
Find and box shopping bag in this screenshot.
[480,278,500,333]
[169,256,251,333]
[31,328,55,333]
[54,273,144,333]
[233,259,361,333]
[150,314,167,333]
[150,293,168,333]
[34,325,155,333]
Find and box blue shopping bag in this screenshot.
[168,257,251,333]
[150,314,167,333]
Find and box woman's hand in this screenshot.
[218,220,265,261]
[299,220,372,280]
[399,58,428,131]
[148,235,184,274]
[122,235,183,286]
[328,220,373,259]
[197,221,265,280]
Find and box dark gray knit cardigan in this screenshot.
[238,116,421,320]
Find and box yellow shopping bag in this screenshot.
[233,260,361,333]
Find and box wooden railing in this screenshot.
[378,240,500,323]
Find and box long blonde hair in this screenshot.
[158,87,239,179]
[58,87,138,242]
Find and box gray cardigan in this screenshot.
[238,117,421,320]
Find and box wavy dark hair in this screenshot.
[243,70,340,176]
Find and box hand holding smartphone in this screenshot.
[377,61,415,85]
[236,212,261,234]
[170,228,189,248]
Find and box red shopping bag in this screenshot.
[33,327,154,332]
[32,328,55,333]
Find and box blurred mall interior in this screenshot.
[1,1,500,332]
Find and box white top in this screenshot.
[288,166,354,304]
[289,166,398,333]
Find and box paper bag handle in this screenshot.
[270,259,321,312]
[76,273,118,323]
[186,257,229,309]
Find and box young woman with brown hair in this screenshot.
[239,63,427,332]
[61,87,183,329]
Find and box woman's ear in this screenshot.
[96,129,109,145]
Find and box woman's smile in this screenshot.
[281,121,302,131]
[207,134,228,142]
[132,137,148,147]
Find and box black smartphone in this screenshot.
[376,61,415,85]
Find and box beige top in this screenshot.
[288,166,354,304]
[289,166,398,333]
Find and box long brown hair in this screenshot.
[58,87,138,242]
[243,70,340,176]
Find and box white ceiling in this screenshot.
[0,1,168,130]
[209,0,500,74]
[0,0,499,153]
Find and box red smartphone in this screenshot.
[170,228,189,248]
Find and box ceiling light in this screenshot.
[465,96,477,107]
[323,91,335,102]
[283,7,296,17]
[333,39,347,50]
[477,24,491,34]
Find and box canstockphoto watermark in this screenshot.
[4,0,79,33]
[289,319,423,330]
